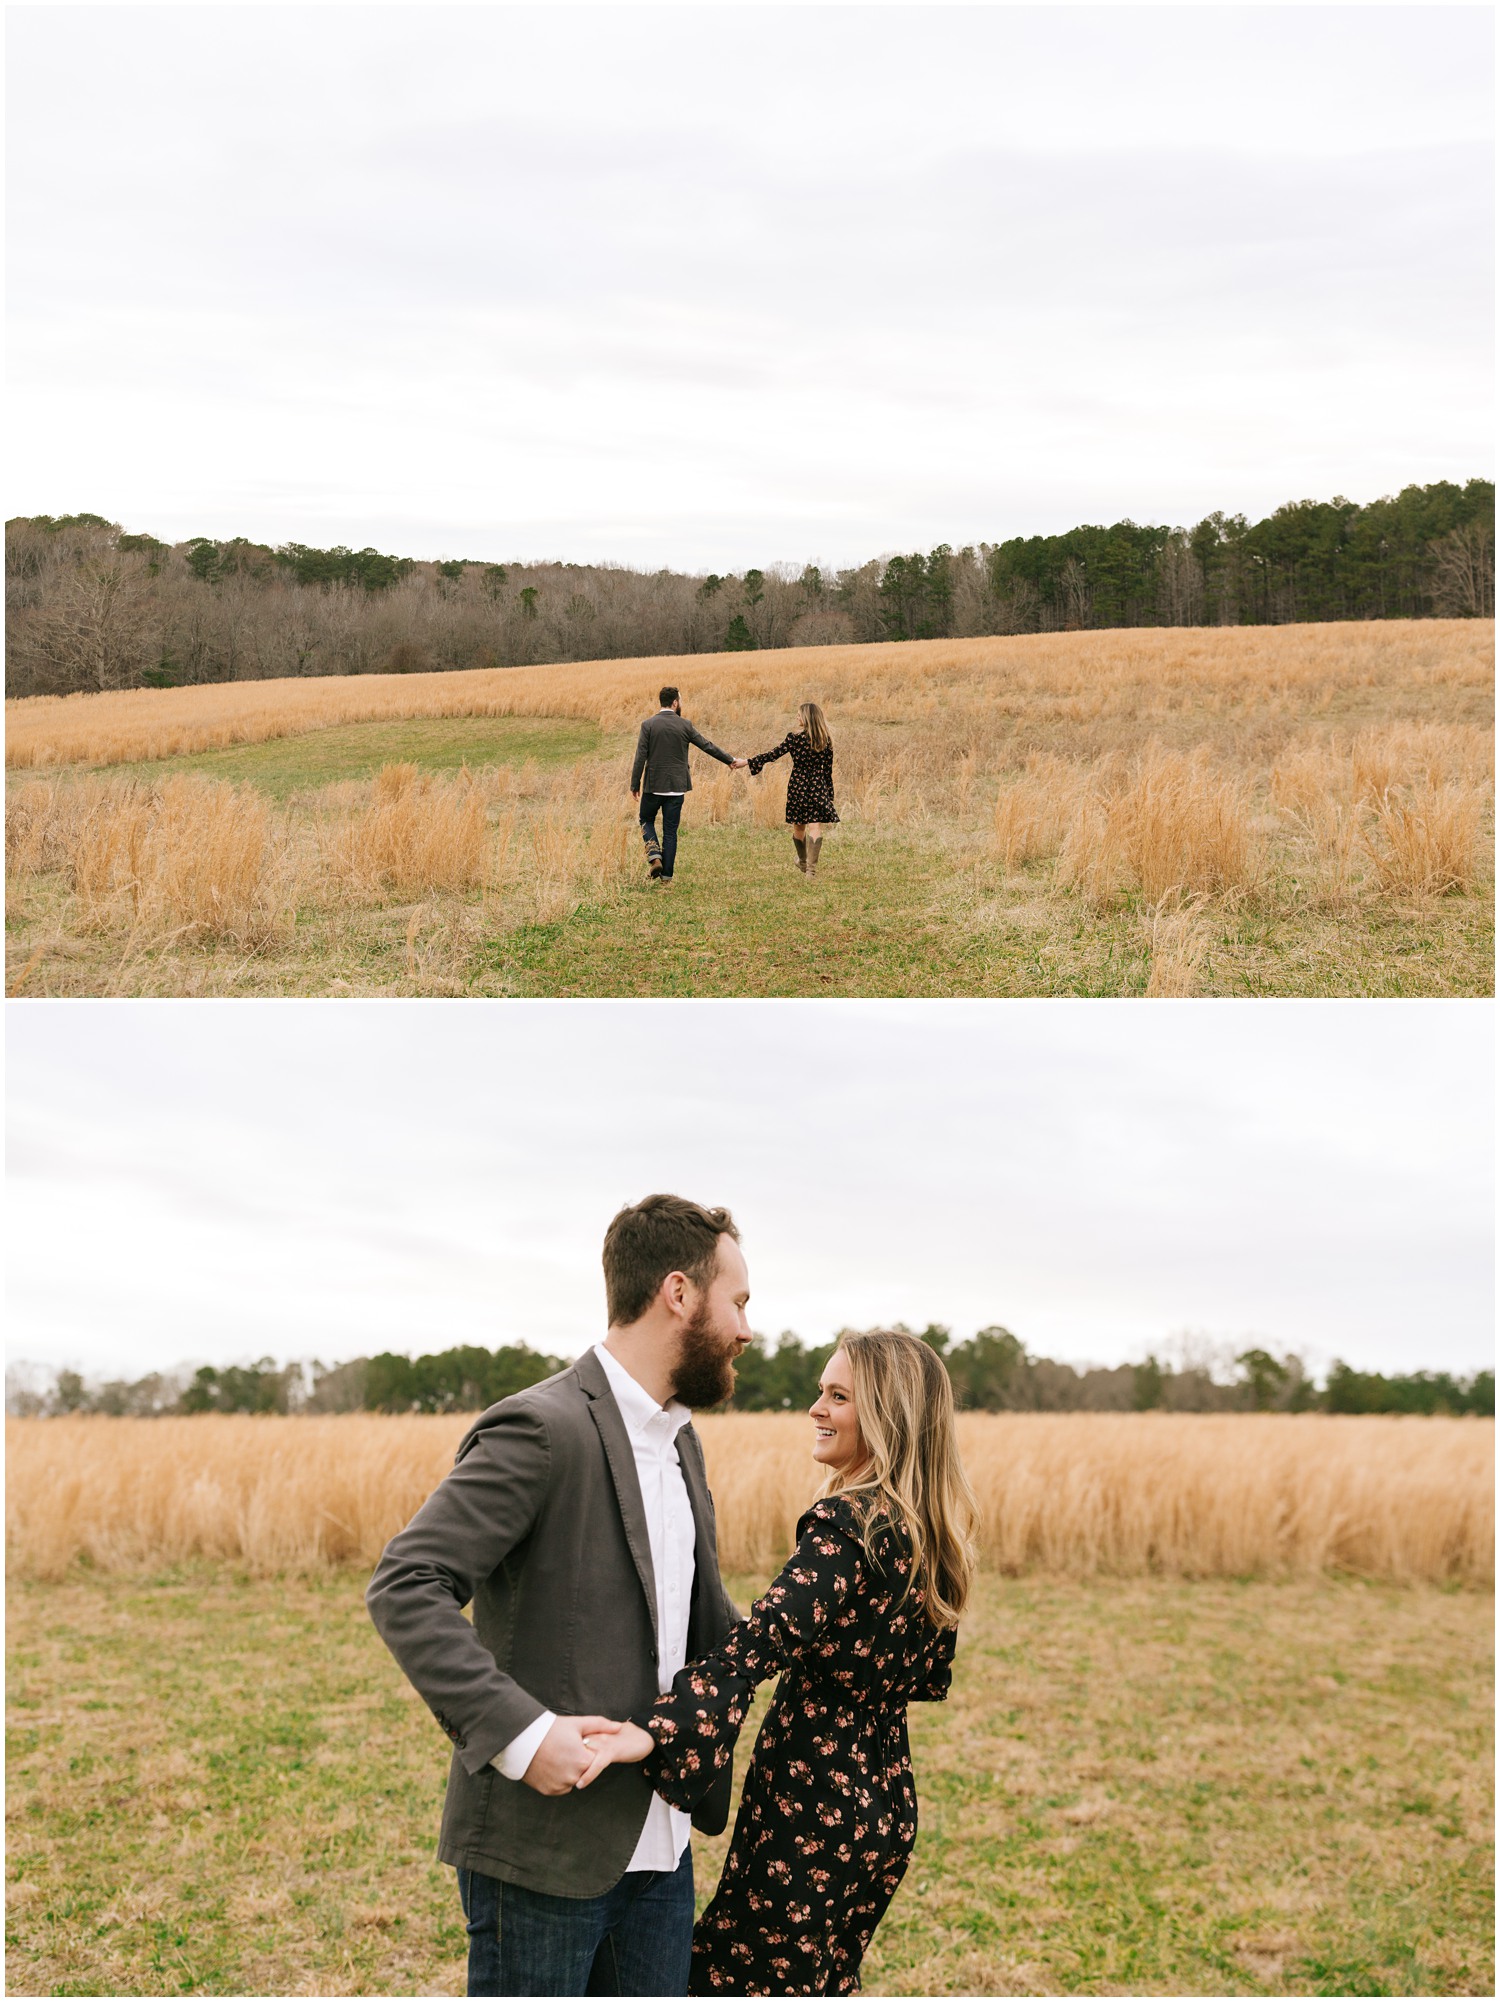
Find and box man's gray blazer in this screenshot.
[366,1348,740,1895]
[630,709,733,794]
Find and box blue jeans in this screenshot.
[638,793,684,879]
[456,1847,694,1996]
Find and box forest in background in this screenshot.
[6,480,1493,700]
[9,1328,1493,1421]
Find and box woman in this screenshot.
[747,701,839,878]
[577,1329,978,1996]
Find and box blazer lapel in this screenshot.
[576,1349,658,1646]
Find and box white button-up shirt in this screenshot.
[493,1342,696,1871]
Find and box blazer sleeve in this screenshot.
[747,734,793,776]
[683,718,733,766]
[635,1500,862,1812]
[630,720,650,791]
[365,1406,552,1775]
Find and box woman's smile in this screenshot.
[809,1348,861,1468]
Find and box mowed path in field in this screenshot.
[5,1571,1491,1997]
[489,825,1494,999]
[88,712,606,801]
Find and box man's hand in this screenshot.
[576,1720,655,1790]
[732,757,749,770]
[631,788,640,800]
[521,1716,624,1796]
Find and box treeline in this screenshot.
[5,480,1492,698]
[8,1330,1492,1419]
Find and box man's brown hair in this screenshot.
[603,1193,739,1326]
[658,685,679,707]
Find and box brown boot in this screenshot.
[792,836,807,873]
[806,836,822,879]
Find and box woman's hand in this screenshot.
[575,1719,655,1789]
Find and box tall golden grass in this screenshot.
[1363,782,1489,898]
[5,773,286,945]
[6,1412,1491,1586]
[7,755,650,951]
[990,726,1492,909]
[6,624,1492,994]
[324,763,492,896]
[1025,745,1264,905]
[6,622,1491,774]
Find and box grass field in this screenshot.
[6,623,1493,997]
[4,1569,1491,1997]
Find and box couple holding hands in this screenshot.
[367,1195,978,1997]
[630,688,840,882]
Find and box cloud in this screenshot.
[6,8,1491,565]
[6,1001,1492,1381]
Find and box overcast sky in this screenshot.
[7,5,1493,570]
[7,1001,1493,1385]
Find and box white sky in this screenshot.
[7,5,1493,570]
[6,1001,1493,1384]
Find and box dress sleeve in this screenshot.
[913,1623,957,1702]
[637,1501,862,1811]
[746,734,793,776]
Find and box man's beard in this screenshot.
[670,1298,739,1409]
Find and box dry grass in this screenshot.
[6,622,1492,995]
[7,748,649,976]
[1023,744,1264,907]
[1140,895,1212,996]
[992,728,1490,914]
[1364,782,1489,898]
[6,622,1490,773]
[324,763,493,897]
[5,773,286,947]
[6,1411,1491,1587]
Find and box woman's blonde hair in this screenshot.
[799,701,831,752]
[820,1329,979,1630]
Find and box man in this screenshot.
[629,686,746,885]
[366,1194,752,1997]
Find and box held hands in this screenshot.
[521,1715,624,1796]
[575,1719,655,1790]
[731,757,749,771]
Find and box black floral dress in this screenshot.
[639,1495,957,1996]
[747,731,839,826]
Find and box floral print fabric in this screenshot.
[747,731,840,826]
[640,1495,957,1996]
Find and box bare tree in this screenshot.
[1058,556,1092,630]
[29,555,155,692]
[1156,536,1205,625]
[1429,520,1495,618]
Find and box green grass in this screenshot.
[6,1573,1491,1995]
[87,714,607,800]
[490,829,1495,998]
[495,826,982,997]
